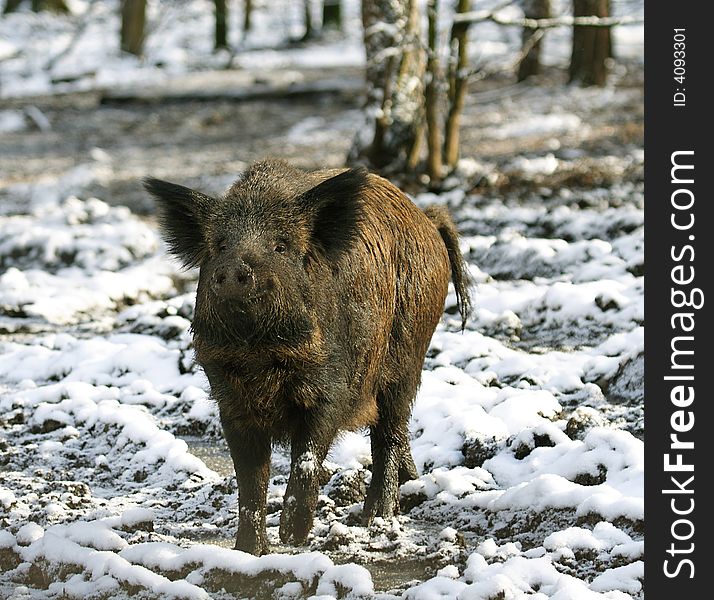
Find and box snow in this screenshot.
[484,114,584,141]
[0,530,17,549]
[0,1,643,597]
[120,507,155,529]
[0,109,26,133]
[23,533,210,599]
[590,562,644,594]
[0,488,16,509]
[0,197,177,325]
[0,0,643,100]
[0,175,644,596]
[15,523,44,546]
[544,523,632,553]
[2,166,647,596]
[316,564,375,598]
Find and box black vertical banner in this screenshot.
[645,3,710,598]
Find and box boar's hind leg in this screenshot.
[398,448,419,484]
[364,383,418,523]
[222,423,271,555]
[279,420,330,546]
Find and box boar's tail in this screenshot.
[424,205,473,331]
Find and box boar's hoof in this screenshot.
[398,452,419,485]
[279,495,314,546]
[234,527,269,556]
[363,487,400,525]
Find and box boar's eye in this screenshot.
[274,242,287,254]
[216,240,227,253]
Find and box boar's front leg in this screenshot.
[364,424,413,522]
[221,419,271,555]
[279,417,330,546]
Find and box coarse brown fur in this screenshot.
[145,159,472,555]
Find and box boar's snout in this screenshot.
[211,257,257,298]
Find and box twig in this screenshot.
[46,0,100,71]
[518,28,545,65]
[466,27,545,85]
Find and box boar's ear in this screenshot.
[144,177,213,269]
[299,168,369,259]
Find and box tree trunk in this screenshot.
[349,0,425,173]
[243,0,253,33]
[3,0,24,14]
[302,0,314,40]
[605,0,613,58]
[120,0,146,57]
[569,0,610,86]
[425,0,443,182]
[6,0,70,12]
[215,0,228,50]
[32,0,69,11]
[322,0,341,30]
[517,0,550,81]
[443,0,470,169]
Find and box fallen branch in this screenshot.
[454,10,642,29]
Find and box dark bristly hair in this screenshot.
[423,205,473,331]
[298,167,368,260]
[143,177,212,269]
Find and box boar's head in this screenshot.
[145,160,368,345]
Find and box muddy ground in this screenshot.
[0,62,643,213]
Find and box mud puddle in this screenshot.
[183,437,449,593]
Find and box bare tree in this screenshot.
[302,0,314,40]
[32,0,67,10]
[424,0,443,181]
[322,0,342,30]
[2,0,23,12]
[351,0,635,178]
[215,0,228,49]
[349,0,425,172]
[243,0,253,34]
[121,0,146,56]
[4,0,68,12]
[443,0,470,169]
[517,0,550,81]
[120,0,146,57]
[569,0,610,86]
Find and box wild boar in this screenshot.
[145,159,471,555]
